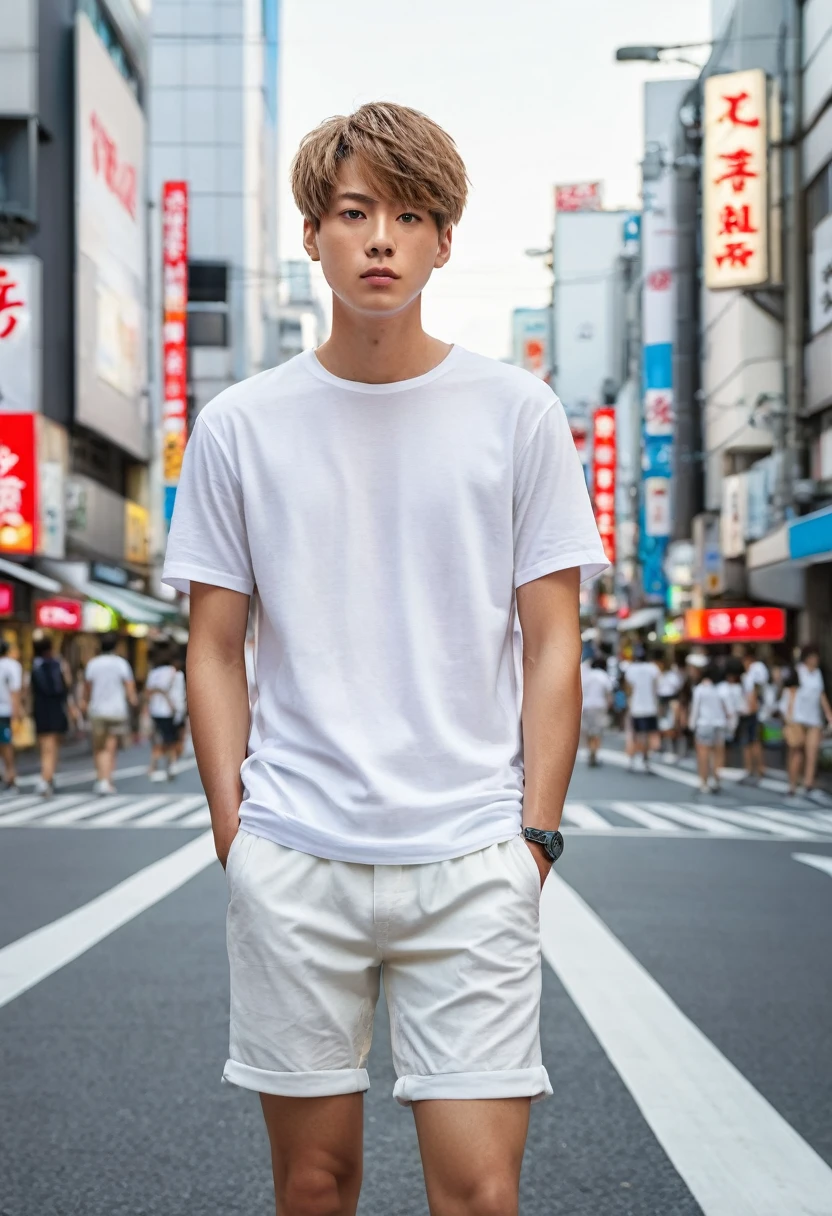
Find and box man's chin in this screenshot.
[334,287,420,318]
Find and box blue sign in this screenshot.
[789,505,832,561]
[164,484,177,526]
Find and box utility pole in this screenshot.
[780,0,805,521]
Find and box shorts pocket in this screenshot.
[225,828,252,887]
[508,835,542,900]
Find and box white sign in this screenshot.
[644,477,671,538]
[810,212,832,337]
[0,256,41,413]
[75,12,148,458]
[704,69,769,289]
[644,387,675,437]
[38,461,66,559]
[721,473,748,558]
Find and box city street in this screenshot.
[2,741,832,1215]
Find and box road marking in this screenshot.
[88,796,172,825]
[698,806,826,840]
[754,808,832,835]
[646,802,747,835]
[178,807,212,827]
[792,852,832,879]
[0,795,93,826]
[608,801,682,831]
[561,802,610,830]
[540,875,832,1215]
[12,757,198,790]
[134,795,207,826]
[39,797,134,826]
[0,832,217,1010]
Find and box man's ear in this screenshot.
[434,224,453,270]
[302,217,320,262]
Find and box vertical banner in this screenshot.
[592,407,616,565]
[703,69,768,290]
[639,166,676,602]
[162,180,189,524]
[511,308,551,380]
[0,413,38,555]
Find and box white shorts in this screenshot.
[224,830,552,1106]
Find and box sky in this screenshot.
[278,0,712,360]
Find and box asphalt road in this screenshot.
[2,738,832,1215]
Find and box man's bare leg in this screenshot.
[260,1093,363,1216]
[413,1098,530,1216]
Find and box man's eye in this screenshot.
[343,210,364,220]
[399,213,420,224]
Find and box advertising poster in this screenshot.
[511,308,551,380]
[592,407,616,565]
[0,256,41,413]
[555,182,602,213]
[0,413,38,555]
[162,180,189,522]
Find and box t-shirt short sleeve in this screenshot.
[8,661,22,693]
[162,417,255,596]
[513,401,610,587]
[120,658,135,683]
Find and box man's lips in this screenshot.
[361,268,400,280]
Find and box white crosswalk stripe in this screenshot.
[3,793,832,840]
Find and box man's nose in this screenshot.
[365,216,396,258]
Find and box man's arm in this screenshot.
[516,566,582,885]
[188,582,251,866]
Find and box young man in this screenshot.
[0,640,23,792]
[625,646,661,772]
[581,656,613,766]
[144,645,183,782]
[164,102,607,1216]
[82,633,137,795]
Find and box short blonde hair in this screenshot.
[291,101,469,230]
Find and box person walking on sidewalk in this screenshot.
[164,101,608,1216]
[581,656,612,766]
[82,633,137,795]
[782,644,832,801]
[144,645,183,781]
[625,647,661,772]
[690,663,737,795]
[30,637,72,797]
[738,649,769,783]
[0,640,23,792]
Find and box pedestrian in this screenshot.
[171,648,188,767]
[30,637,71,797]
[163,101,608,1216]
[82,633,138,795]
[581,656,613,766]
[144,645,182,781]
[738,648,769,783]
[656,654,683,755]
[625,645,661,772]
[781,644,832,801]
[0,639,23,792]
[690,662,736,795]
[718,657,746,762]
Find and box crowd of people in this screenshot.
[0,635,188,797]
[581,642,832,801]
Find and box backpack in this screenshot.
[33,657,66,700]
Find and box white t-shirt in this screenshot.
[85,654,134,720]
[582,667,613,710]
[146,665,182,719]
[719,680,746,719]
[626,662,660,717]
[657,668,682,698]
[691,681,734,730]
[0,656,22,716]
[793,664,826,727]
[163,346,608,864]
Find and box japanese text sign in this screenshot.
[704,69,768,289]
[162,181,189,509]
[35,598,83,632]
[0,414,37,555]
[592,407,616,565]
[684,606,785,644]
[555,182,602,213]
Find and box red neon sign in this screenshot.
[684,607,786,643]
[35,598,83,631]
[592,407,616,565]
[0,413,38,555]
[0,582,13,615]
[162,181,189,499]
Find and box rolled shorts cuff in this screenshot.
[222,1059,370,1097]
[393,1065,553,1107]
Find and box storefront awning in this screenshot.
[84,582,164,626]
[104,584,181,620]
[617,606,663,633]
[0,557,62,594]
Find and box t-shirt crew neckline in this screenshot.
[304,344,461,394]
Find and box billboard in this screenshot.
[0,414,38,555]
[0,255,41,413]
[555,182,602,213]
[592,408,616,565]
[75,12,148,459]
[703,69,769,290]
[684,607,785,644]
[162,181,189,522]
[512,308,551,380]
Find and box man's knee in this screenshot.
[279,1164,356,1216]
[433,1176,519,1216]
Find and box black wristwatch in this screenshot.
[523,827,564,863]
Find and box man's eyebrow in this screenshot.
[334,191,378,206]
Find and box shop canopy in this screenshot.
[617,606,664,633]
[0,557,62,594]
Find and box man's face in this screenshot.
[303,160,452,317]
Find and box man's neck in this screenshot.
[314,296,452,384]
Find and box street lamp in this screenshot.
[615,42,711,70]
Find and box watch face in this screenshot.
[548,832,564,862]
